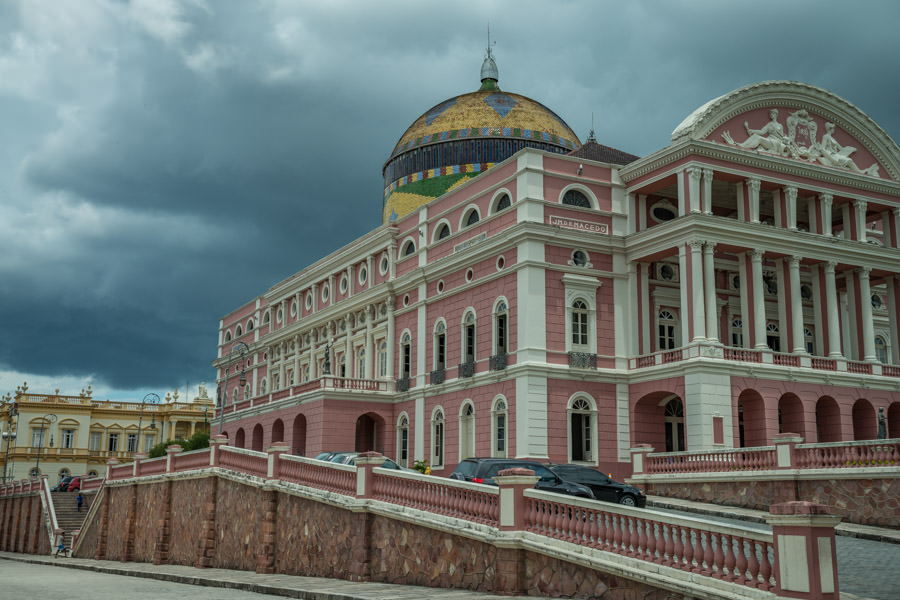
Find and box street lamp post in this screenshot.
[217,341,250,435]
[137,393,159,453]
[2,400,17,484]
[34,413,57,477]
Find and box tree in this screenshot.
[147,430,210,458]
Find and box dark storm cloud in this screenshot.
[1,0,898,398]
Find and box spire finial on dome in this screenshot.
[479,25,499,91]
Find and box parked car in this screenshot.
[328,451,415,472]
[67,476,82,492]
[449,458,594,499]
[51,476,74,492]
[547,464,646,507]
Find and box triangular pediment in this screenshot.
[671,81,900,181]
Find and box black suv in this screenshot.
[450,458,594,499]
[547,464,646,507]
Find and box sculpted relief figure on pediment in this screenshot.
[722,108,880,176]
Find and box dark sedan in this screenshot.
[547,464,646,507]
[450,458,595,499]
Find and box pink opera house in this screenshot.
[213,54,900,478]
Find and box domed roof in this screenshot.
[382,54,580,223]
[388,90,580,160]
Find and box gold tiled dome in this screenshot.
[381,53,580,224]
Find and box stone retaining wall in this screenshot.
[73,472,680,600]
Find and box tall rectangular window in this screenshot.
[61,429,75,449]
[437,333,446,369]
[108,433,119,452]
[31,428,45,448]
[89,432,101,451]
[143,434,156,452]
[126,433,138,452]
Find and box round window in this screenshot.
[872,294,883,309]
[321,284,329,302]
[651,200,677,222]
[290,301,297,317]
[437,280,445,293]
[496,255,505,270]
[359,266,367,285]
[380,255,389,275]
[572,250,588,267]
[403,294,410,307]
[276,308,283,323]
[305,292,313,310]
[340,275,348,294]
[465,268,474,283]
[660,264,675,281]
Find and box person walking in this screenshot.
[76,492,84,512]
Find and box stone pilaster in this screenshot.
[153,480,173,565]
[195,477,217,568]
[255,489,277,574]
[122,484,137,562]
[95,491,109,560]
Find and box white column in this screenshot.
[640,263,651,353]
[854,200,868,242]
[824,261,842,357]
[893,209,900,249]
[386,298,395,380]
[704,242,718,342]
[344,315,352,376]
[678,245,690,344]
[784,186,798,231]
[677,170,686,216]
[887,277,900,364]
[858,268,876,362]
[626,193,636,234]
[690,241,705,341]
[347,266,355,297]
[751,249,767,349]
[789,256,805,353]
[807,197,818,234]
[819,194,833,237]
[364,306,374,379]
[702,168,714,215]
[747,178,761,224]
[688,167,702,213]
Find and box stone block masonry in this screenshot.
[71,471,682,600]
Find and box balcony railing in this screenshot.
[568,352,597,369]
[489,353,507,371]
[395,377,410,392]
[430,368,445,385]
[458,361,475,378]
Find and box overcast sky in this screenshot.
[1,0,898,403]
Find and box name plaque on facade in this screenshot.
[454,232,487,253]
[548,215,608,234]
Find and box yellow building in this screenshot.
[0,382,214,483]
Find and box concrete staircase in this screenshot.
[51,491,87,548]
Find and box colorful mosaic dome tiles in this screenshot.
[381,89,580,224]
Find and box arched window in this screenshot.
[731,318,744,348]
[403,240,416,256]
[562,189,591,208]
[58,468,70,479]
[665,398,685,452]
[658,309,677,350]
[492,398,508,458]
[875,336,887,363]
[247,319,254,331]
[397,414,409,468]
[263,311,270,325]
[437,223,450,240]
[494,301,508,355]
[260,378,267,395]
[235,324,243,337]
[431,409,445,468]
[357,348,366,378]
[244,385,250,400]
[224,330,232,342]
[232,387,239,404]
[568,397,595,462]
[462,312,476,365]
[434,321,446,370]
[571,300,589,347]
[460,403,475,460]
[494,193,511,213]
[400,332,412,379]
[464,209,480,227]
[379,340,388,377]
[766,322,780,352]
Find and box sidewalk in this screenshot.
[644,495,900,545]
[0,552,553,600]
